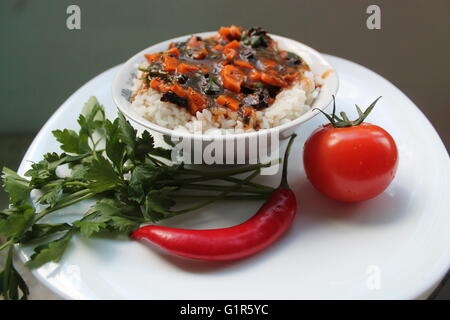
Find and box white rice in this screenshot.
[130,59,322,135]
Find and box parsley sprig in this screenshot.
[0,97,275,300]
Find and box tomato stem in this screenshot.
[314,96,382,128]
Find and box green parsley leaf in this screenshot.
[20,223,72,244]
[117,112,137,157]
[104,118,125,169]
[144,187,177,221]
[135,130,155,161]
[163,134,176,147]
[85,155,122,193]
[0,203,35,240]
[37,179,63,207]
[52,129,90,154]
[150,147,172,160]
[25,230,74,269]
[73,217,108,238]
[128,165,169,203]
[0,247,29,300]
[69,163,89,180]
[25,152,85,188]
[1,167,31,204]
[78,97,106,138]
[74,198,140,236]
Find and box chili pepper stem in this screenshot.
[279,133,297,189]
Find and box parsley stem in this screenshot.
[170,194,267,200]
[198,176,273,191]
[177,167,274,191]
[0,239,13,252]
[168,170,261,216]
[3,246,14,299]
[35,191,96,222]
[158,161,277,186]
[64,181,89,187]
[180,184,270,194]
[47,189,92,206]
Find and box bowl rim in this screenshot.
[112,31,339,140]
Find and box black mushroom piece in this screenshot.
[283,51,303,66]
[160,91,188,108]
[242,27,271,48]
[142,62,170,81]
[239,47,256,61]
[242,88,270,110]
[174,73,188,85]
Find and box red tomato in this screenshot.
[303,123,398,202]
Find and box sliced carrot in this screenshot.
[234,60,254,70]
[221,65,245,93]
[170,84,188,98]
[177,63,199,74]
[166,47,179,57]
[259,58,278,70]
[150,78,171,92]
[168,42,176,49]
[229,25,242,39]
[187,87,207,114]
[162,54,178,71]
[193,48,208,60]
[260,72,287,87]
[150,78,162,91]
[213,44,224,51]
[249,70,262,81]
[144,53,160,62]
[187,36,203,49]
[223,47,237,61]
[216,95,240,111]
[219,25,242,40]
[224,40,240,49]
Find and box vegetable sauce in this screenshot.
[137,26,309,120]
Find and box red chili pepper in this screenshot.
[131,134,298,261]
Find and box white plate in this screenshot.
[16,55,450,300]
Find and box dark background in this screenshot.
[0,0,448,299]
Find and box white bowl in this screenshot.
[112,31,339,163]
